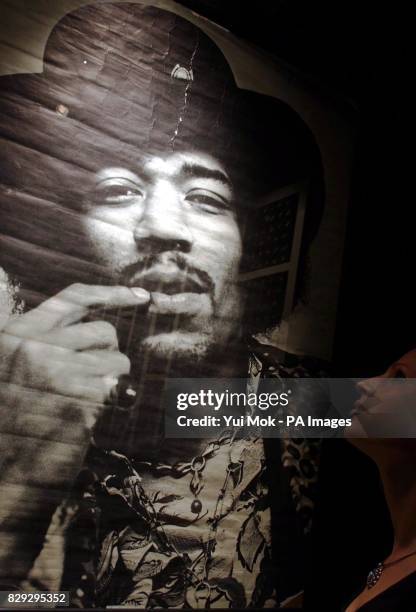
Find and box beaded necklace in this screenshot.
[99,425,247,606]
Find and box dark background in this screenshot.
[175,2,409,610]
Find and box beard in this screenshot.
[93,293,243,458]
[115,292,242,378]
[97,250,241,373]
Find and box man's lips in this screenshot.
[149,292,210,316]
[126,264,208,295]
[124,265,213,317]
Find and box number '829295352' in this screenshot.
[1,591,68,606]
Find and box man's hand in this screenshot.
[1,283,149,406]
[0,283,150,582]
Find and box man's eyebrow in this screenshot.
[181,162,232,188]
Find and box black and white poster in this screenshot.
[0,2,354,608]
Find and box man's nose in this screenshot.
[133,180,193,253]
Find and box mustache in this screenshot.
[119,252,215,295]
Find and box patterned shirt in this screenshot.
[26,340,328,608]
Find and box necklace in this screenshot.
[134,428,238,515]
[367,549,416,589]
[99,427,246,606]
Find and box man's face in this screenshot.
[82,151,243,365]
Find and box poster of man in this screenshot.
[0,1,354,608]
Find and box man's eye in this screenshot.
[186,190,231,214]
[91,179,144,205]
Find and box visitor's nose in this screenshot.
[133,179,193,253]
[356,376,382,397]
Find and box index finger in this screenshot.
[7,283,150,334]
